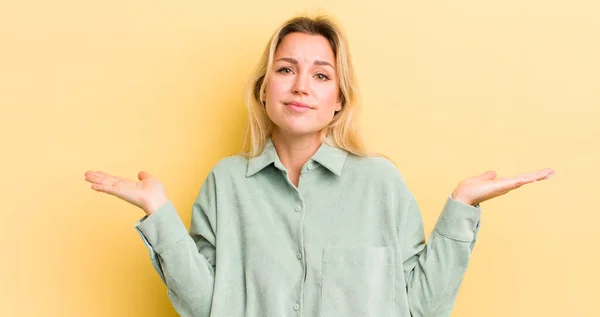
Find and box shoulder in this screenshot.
[194,155,248,190]
[208,155,248,177]
[345,154,411,193]
[347,154,405,179]
[212,155,247,170]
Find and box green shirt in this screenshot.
[134,137,482,317]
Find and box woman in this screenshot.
[84,14,555,317]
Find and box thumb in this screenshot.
[479,170,497,180]
[138,171,151,181]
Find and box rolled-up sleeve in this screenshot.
[402,193,482,316]
[134,171,219,317]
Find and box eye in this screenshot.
[277,67,292,74]
[315,73,330,81]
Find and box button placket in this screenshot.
[294,184,309,315]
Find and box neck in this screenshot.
[271,130,324,174]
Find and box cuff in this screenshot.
[134,200,189,254]
[434,195,482,242]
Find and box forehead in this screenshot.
[274,32,335,62]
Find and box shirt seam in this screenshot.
[432,229,472,243]
[154,233,189,255]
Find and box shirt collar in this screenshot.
[245,136,349,177]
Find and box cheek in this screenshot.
[317,85,340,106]
[265,77,288,98]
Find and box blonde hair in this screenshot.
[240,13,380,159]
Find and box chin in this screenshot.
[269,114,329,137]
[274,123,321,137]
[281,128,316,137]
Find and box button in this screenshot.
[294,205,301,212]
[296,252,302,260]
[293,303,300,311]
[307,164,313,171]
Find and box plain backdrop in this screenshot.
[1,0,598,316]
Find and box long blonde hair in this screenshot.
[240,13,379,158]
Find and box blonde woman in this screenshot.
[85,14,555,317]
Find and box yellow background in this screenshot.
[1,0,598,316]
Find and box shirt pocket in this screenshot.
[320,246,394,317]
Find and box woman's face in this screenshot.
[263,32,342,137]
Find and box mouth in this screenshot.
[285,101,311,112]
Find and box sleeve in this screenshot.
[401,192,482,317]
[133,171,218,317]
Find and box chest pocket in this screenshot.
[320,246,394,317]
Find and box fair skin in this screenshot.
[84,32,555,215]
[263,32,342,187]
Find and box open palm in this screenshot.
[84,170,168,215]
[452,168,556,206]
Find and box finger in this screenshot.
[508,172,554,188]
[138,171,151,181]
[514,172,531,180]
[494,177,534,191]
[84,172,104,184]
[542,168,556,177]
[90,183,114,195]
[491,169,555,195]
[514,169,554,182]
[479,170,497,180]
[94,171,125,185]
[84,171,99,180]
[531,168,555,176]
[530,169,556,181]
[85,172,114,185]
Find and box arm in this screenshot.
[402,193,481,317]
[401,167,554,316]
[134,172,218,317]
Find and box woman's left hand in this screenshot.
[451,168,556,206]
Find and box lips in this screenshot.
[286,101,310,109]
[285,101,312,113]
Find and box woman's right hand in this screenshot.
[84,170,169,216]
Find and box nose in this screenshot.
[291,71,309,95]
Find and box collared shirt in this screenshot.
[134,137,482,317]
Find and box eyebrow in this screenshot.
[276,57,335,69]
